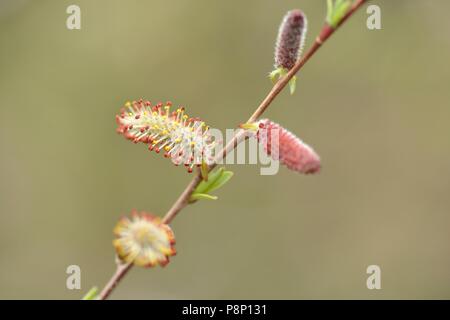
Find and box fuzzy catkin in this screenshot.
[257,119,320,174]
[274,9,308,70]
[116,100,215,172]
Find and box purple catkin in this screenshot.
[274,10,307,70]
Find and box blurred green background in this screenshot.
[1,0,450,299]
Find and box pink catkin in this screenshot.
[257,119,321,174]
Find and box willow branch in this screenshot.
[99,0,367,299]
[163,0,367,224]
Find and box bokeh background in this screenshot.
[1,0,450,299]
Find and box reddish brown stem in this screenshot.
[98,262,132,300]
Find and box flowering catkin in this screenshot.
[116,100,215,173]
[113,210,176,268]
[257,119,320,174]
[274,9,307,70]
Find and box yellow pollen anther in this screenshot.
[164,146,171,151]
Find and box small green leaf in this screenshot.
[269,67,287,83]
[201,160,209,181]
[239,122,259,131]
[207,170,234,193]
[289,76,297,95]
[269,67,297,96]
[82,286,98,300]
[269,69,280,82]
[190,193,218,201]
[190,167,234,202]
[326,0,352,28]
[326,0,333,23]
[194,167,224,195]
